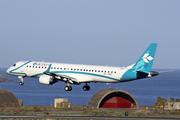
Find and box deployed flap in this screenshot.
[43,72,79,84]
[43,64,80,84]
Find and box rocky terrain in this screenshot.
[0,74,14,82]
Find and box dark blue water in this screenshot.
[0,68,179,107]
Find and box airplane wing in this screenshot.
[43,72,80,84]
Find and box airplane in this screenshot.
[6,43,159,91]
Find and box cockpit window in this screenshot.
[13,64,16,66]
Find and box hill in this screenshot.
[0,74,14,82]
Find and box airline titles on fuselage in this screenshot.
[27,62,115,76]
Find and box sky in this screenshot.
[0,0,180,69]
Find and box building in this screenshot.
[0,89,20,108]
[88,89,139,108]
[164,102,180,110]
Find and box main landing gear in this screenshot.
[64,83,72,91]
[64,86,72,91]
[83,83,90,91]
[18,76,24,85]
[64,83,90,91]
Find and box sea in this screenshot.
[0,68,179,107]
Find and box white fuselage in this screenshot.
[7,61,130,83]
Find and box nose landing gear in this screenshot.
[19,82,24,85]
[18,76,24,86]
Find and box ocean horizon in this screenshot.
[0,68,179,107]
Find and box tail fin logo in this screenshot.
[143,53,153,63]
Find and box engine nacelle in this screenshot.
[39,75,55,85]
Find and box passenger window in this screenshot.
[64,68,66,70]
[101,71,103,72]
[54,67,56,69]
[111,71,113,73]
[92,70,94,72]
[13,64,16,66]
[95,70,97,72]
[83,69,85,71]
[98,70,100,72]
[74,69,76,71]
[26,66,28,67]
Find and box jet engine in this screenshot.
[39,75,56,85]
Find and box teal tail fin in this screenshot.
[132,43,157,73]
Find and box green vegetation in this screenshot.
[170,98,175,102]
[33,105,42,112]
[1,96,180,118]
[153,96,167,109]
[153,96,180,109]
[82,108,115,116]
[0,105,180,118]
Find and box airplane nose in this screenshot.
[6,68,10,74]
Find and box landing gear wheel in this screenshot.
[64,86,69,91]
[18,76,24,86]
[86,86,90,91]
[83,86,87,91]
[68,86,72,91]
[83,85,90,91]
[64,86,72,91]
[19,82,24,85]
